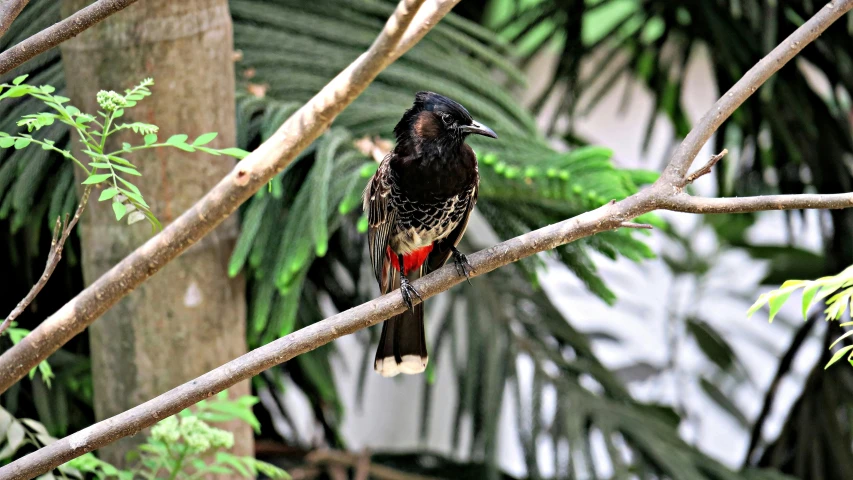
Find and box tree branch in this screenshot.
[685,149,728,184]
[0,0,140,76]
[661,191,853,214]
[657,1,851,187]
[0,0,441,394]
[0,186,92,336]
[2,1,853,477]
[0,0,29,40]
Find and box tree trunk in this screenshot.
[59,0,252,472]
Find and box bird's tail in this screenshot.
[374,265,427,377]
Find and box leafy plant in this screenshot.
[0,76,249,231]
[0,392,289,480]
[5,322,53,386]
[749,265,853,369]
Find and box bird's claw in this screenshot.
[400,276,423,312]
[451,247,474,285]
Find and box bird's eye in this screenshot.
[441,114,453,126]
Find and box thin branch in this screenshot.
[2,1,853,476]
[619,222,653,230]
[0,0,442,394]
[743,316,817,466]
[306,449,439,480]
[0,0,29,40]
[0,0,140,76]
[0,186,92,336]
[685,149,728,185]
[661,191,853,214]
[657,0,853,187]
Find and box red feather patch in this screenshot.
[387,245,433,275]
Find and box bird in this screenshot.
[363,91,497,377]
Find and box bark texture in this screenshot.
[58,0,252,470]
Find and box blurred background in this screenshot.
[2,0,853,479]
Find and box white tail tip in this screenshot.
[374,354,428,377]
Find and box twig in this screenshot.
[619,222,653,230]
[685,149,728,185]
[354,449,371,480]
[0,0,29,40]
[661,191,853,214]
[2,0,853,477]
[0,186,92,336]
[0,0,140,76]
[306,449,441,480]
[743,315,817,466]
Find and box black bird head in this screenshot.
[393,91,497,152]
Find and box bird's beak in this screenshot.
[461,120,498,139]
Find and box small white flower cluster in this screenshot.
[96,90,128,112]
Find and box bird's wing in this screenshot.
[427,183,478,273]
[364,155,396,292]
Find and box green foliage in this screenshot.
[5,323,52,386]
[0,76,248,231]
[749,265,853,369]
[0,392,288,480]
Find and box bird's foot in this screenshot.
[451,247,474,285]
[400,275,423,311]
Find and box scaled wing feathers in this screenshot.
[364,157,395,291]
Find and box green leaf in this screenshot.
[3,85,31,98]
[12,75,27,85]
[99,188,118,201]
[111,164,141,176]
[829,329,853,350]
[117,177,141,195]
[13,137,30,149]
[112,202,127,221]
[119,188,149,208]
[0,137,14,148]
[88,162,111,169]
[171,143,196,152]
[802,283,820,319]
[106,155,135,167]
[166,134,188,145]
[218,147,251,159]
[825,344,853,369]
[768,292,792,323]
[192,132,218,146]
[143,134,157,145]
[82,174,111,185]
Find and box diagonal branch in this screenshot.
[0,186,92,336]
[0,0,444,393]
[657,0,853,188]
[0,0,140,76]
[0,0,30,40]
